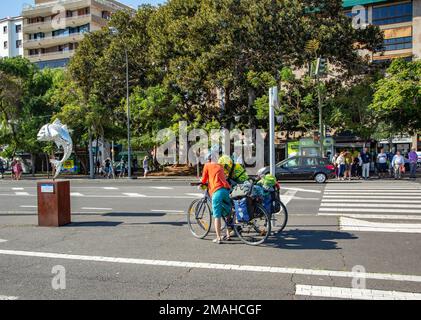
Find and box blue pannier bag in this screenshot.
[234,198,250,222]
[263,194,273,214]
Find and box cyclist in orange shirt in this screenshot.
[201,152,231,244]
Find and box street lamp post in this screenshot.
[110,27,132,178]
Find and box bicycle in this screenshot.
[187,182,272,246]
[268,183,288,233]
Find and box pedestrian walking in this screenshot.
[392,151,405,180]
[103,158,112,179]
[377,148,388,179]
[143,156,149,178]
[408,148,418,179]
[0,158,5,179]
[361,148,371,180]
[336,151,346,181]
[10,159,17,180]
[119,159,126,178]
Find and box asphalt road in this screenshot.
[0,178,421,300]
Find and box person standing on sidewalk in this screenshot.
[408,148,418,180]
[143,156,150,178]
[392,151,405,180]
[361,148,371,180]
[0,158,5,179]
[336,151,346,181]
[377,148,388,179]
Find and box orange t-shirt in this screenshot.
[201,163,231,197]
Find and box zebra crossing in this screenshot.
[319,182,421,233]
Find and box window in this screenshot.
[4,41,8,49]
[66,10,73,18]
[282,158,299,168]
[382,36,413,51]
[16,40,22,48]
[372,3,412,25]
[15,24,22,33]
[302,158,318,166]
[3,26,7,34]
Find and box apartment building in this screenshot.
[343,0,421,61]
[0,16,24,58]
[22,0,133,69]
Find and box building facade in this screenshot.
[22,0,132,69]
[0,16,24,58]
[343,0,421,61]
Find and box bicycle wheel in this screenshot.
[271,200,288,232]
[187,198,212,239]
[234,204,271,246]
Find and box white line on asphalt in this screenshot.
[14,192,29,196]
[280,190,298,205]
[185,193,204,198]
[340,217,421,233]
[151,210,184,214]
[325,192,421,195]
[122,193,147,198]
[295,285,421,300]
[321,203,421,209]
[20,205,37,208]
[281,187,321,194]
[323,195,421,199]
[150,187,174,190]
[70,193,84,197]
[0,249,421,283]
[326,189,421,192]
[103,187,119,190]
[318,213,421,220]
[322,199,421,204]
[319,208,421,214]
[0,295,18,300]
[81,207,113,211]
[12,188,24,191]
[0,239,8,243]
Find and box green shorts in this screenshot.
[212,188,231,218]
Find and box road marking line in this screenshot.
[295,285,421,300]
[325,192,421,195]
[0,295,18,300]
[321,203,421,209]
[151,210,184,214]
[81,207,112,211]
[322,199,421,203]
[318,213,421,220]
[319,208,421,214]
[323,195,421,199]
[15,192,29,196]
[340,217,421,233]
[150,187,173,190]
[122,193,147,198]
[0,239,8,243]
[70,193,84,197]
[103,187,118,190]
[280,190,298,205]
[20,205,37,208]
[0,249,421,283]
[185,193,204,198]
[281,187,321,194]
[12,188,24,191]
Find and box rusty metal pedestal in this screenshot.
[37,181,71,227]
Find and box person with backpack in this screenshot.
[201,152,231,244]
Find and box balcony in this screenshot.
[27,49,76,63]
[24,33,85,49]
[22,0,90,17]
[24,14,92,33]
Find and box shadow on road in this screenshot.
[266,229,358,250]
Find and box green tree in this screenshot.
[370,59,421,134]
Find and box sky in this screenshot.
[0,0,165,18]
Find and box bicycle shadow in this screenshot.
[265,229,358,250]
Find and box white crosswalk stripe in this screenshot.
[320,182,421,233]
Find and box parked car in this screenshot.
[257,156,335,183]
